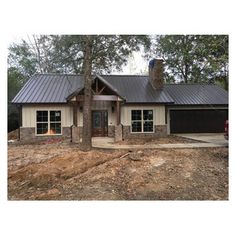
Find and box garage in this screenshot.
[170,109,228,133]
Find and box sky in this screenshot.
[118,50,148,75]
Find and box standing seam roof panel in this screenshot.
[47,76,63,103]
[12,77,32,102]
[164,84,228,105]
[35,75,53,103]
[12,74,228,105]
[44,75,59,102]
[26,75,48,103]
[21,76,38,103]
[38,75,54,103]
[52,76,64,103]
[102,75,174,103]
[13,76,36,103]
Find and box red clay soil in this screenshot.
[8,143,228,200]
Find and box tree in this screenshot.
[8,37,43,132]
[81,36,93,151]
[50,35,151,74]
[48,35,151,151]
[8,35,56,76]
[8,40,37,78]
[152,35,228,87]
[8,35,151,76]
[77,35,151,150]
[8,35,151,149]
[8,67,26,132]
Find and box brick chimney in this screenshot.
[148,59,164,90]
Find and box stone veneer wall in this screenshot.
[19,127,35,141]
[108,126,115,137]
[76,126,112,141]
[70,126,115,142]
[20,127,71,141]
[20,125,166,141]
[115,125,123,142]
[122,125,167,139]
[71,126,80,143]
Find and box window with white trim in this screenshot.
[36,110,61,135]
[131,110,154,133]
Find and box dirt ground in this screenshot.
[8,129,18,140]
[8,142,228,200]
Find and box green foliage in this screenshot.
[8,40,37,78]
[7,35,151,132]
[8,35,151,75]
[153,35,228,87]
[50,35,151,74]
[8,67,27,132]
[8,67,26,99]
[8,34,228,133]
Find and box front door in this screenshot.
[92,110,108,137]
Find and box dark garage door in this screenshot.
[170,109,228,133]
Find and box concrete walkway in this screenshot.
[175,133,228,146]
[92,136,228,149]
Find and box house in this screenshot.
[12,59,228,142]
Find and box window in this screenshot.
[143,110,153,132]
[36,110,61,135]
[50,111,61,134]
[131,110,142,132]
[131,110,153,133]
[36,111,48,134]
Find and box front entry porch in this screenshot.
[69,76,124,142]
[92,110,108,137]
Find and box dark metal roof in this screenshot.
[164,84,228,105]
[65,74,126,101]
[94,75,126,100]
[12,74,84,103]
[101,75,174,104]
[12,74,228,105]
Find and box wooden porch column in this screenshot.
[73,102,78,126]
[116,100,120,125]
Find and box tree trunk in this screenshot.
[81,36,93,151]
[222,75,228,91]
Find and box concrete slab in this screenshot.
[175,133,228,146]
[92,136,228,149]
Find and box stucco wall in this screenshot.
[120,105,166,126]
[22,102,116,129]
[22,103,166,128]
[21,103,167,140]
[22,104,73,127]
